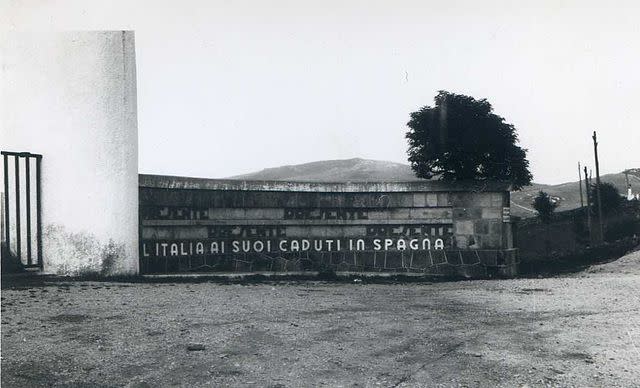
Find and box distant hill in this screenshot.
[510,170,640,218]
[228,158,639,218]
[228,158,420,182]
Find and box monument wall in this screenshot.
[140,175,517,277]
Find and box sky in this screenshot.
[2,0,639,184]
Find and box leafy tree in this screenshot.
[532,191,557,223]
[406,91,532,190]
[590,182,622,215]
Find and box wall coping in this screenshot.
[139,174,512,193]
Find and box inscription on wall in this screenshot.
[142,206,210,220]
[284,209,368,220]
[142,237,449,257]
[142,222,454,258]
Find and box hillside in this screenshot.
[228,158,639,218]
[228,158,420,182]
[510,171,640,217]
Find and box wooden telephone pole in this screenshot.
[584,165,592,243]
[578,162,584,208]
[592,131,604,243]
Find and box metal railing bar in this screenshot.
[3,154,9,248]
[1,151,43,158]
[36,156,43,268]
[25,157,32,265]
[14,155,21,261]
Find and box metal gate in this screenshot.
[2,151,43,269]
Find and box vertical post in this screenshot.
[584,165,592,244]
[36,155,43,268]
[592,131,604,243]
[25,156,32,265]
[14,155,21,261]
[578,162,584,208]
[3,154,9,249]
[138,205,144,274]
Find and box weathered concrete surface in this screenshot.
[140,176,515,276]
[140,174,512,192]
[1,31,139,275]
[2,252,639,387]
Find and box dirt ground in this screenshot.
[2,252,640,388]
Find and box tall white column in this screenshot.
[1,31,139,275]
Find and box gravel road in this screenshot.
[2,252,639,387]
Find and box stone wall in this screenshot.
[139,175,517,277]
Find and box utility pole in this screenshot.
[578,162,584,208]
[592,131,604,243]
[584,165,592,244]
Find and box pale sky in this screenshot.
[2,0,639,184]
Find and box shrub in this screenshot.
[532,191,558,223]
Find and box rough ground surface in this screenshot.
[2,253,640,387]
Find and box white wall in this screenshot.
[1,31,139,275]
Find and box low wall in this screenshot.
[515,201,640,265]
[139,175,517,277]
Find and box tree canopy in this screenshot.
[590,182,622,215]
[406,91,532,190]
[532,191,557,223]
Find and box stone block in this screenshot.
[245,208,283,220]
[426,193,438,207]
[491,193,505,207]
[474,220,490,234]
[449,193,469,207]
[453,192,493,207]
[222,192,245,207]
[481,234,501,249]
[142,227,170,239]
[453,207,482,220]
[467,235,481,249]
[208,208,245,219]
[489,220,502,235]
[482,208,502,219]
[389,209,411,219]
[455,220,474,234]
[324,226,364,238]
[174,227,208,239]
[389,194,414,207]
[318,193,341,207]
[473,193,493,207]
[413,193,426,207]
[409,208,454,220]
[285,226,306,237]
[367,210,389,220]
[453,235,469,249]
[308,226,328,237]
[437,193,450,207]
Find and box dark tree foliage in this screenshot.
[406,91,532,190]
[590,182,622,214]
[532,191,558,223]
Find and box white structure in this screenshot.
[1,31,139,275]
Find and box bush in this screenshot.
[532,191,558,223]
[590,182,623,215]
[605,217,640,242]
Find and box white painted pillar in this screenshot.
[1,31,139,275]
